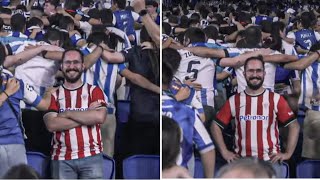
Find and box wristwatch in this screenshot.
[139,9,148,17]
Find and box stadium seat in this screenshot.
[123,155,160,179]
[296,160,320,178]
[116,100,130,123]
[26,151,49,178]
[103,154,116,179]
[279,162,289,178]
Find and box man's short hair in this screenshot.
[62,48,84,63]
[244,55,265,71]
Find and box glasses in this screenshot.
[63,60,82,66]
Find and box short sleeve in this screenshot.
[47,94,59,113]
[117,63,127,73]
[91,86,108,108]
[215,100,233,129]
[277,95,296,127]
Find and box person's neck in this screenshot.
[245,87,265,96]
[63,80,83,90]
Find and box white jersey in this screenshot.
[226,48,278,93]
[176,49,216,107]
[8,41,60,110]
[81,45,127,114]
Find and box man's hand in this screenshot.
[4,78,20,96]
[175,86,190,101]
[89,101,103,109]
[184,79,202,91]
[221,150,239,163]
[270,152,290,163]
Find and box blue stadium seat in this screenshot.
[103,154,116,179]
[296,160,320,178]
[116,100,130,123]
[123,155,160,179]
[26,151,49,178]
[279,162,289,178]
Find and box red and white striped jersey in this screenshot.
[45,83,107,160]
[215,89,295,161]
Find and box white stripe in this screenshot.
[194,114,212,144]
[230,95,235,117]
[271,94,280,154]
[262,92,270,160]
[239,92,247,157]
[250,96,258,157]
[69,128,78,159]
[82,126,91,157]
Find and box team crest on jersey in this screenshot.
[81,94,88,101]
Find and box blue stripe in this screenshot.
[302,70,307,107]
[93,59,101,86]
[12,32,20,37]
[197,108,204,114]
[11,45,21,53]
[311,63,318,96]
[104,64,114,101]
[40,86,46,96]
[30,95,42,107]
[201,88,207,106]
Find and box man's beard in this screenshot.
[246,77,264,90]
[63,68,82,83]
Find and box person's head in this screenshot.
[243,55,265,90]
[64,0,81,10]
[61,49,85,84]
[87,8,101,20]
[216,158,276,178]
[140,25,153,44]
[183,27,206,46]
[27,17,44,29]
[203,25,219,41]
[162,22,171,36]
[260,20,272,33]
[299,11,315,29]
[87,31,109,46]
[2,164,39,179]
[243,26,262,48]
[309,42,320,57]
[179,15,189,28]
[10,13,26,32]
[82,0,94,8]
[162,48,181,87]
[59,16,75,31]
[44,0,59,15]
[100,9,113,26]
[44,28,63,47]
[0,43,6,67]
[114,0,126,10]
[162,116,181,170]
[146,0,158,14]
[257,2,269,15]
[30,6,44,18]
[189,13,200,27]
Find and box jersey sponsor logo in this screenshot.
[59,107,88,113]
[239,115,269,121]
[288,111,294,116]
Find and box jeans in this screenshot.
[51,154,103,179]
[0,144,27,177]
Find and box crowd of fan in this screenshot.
[0,0,160,178]
[162,0,320,178]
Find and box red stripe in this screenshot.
[257,94,263,160]
[96,124,102,152]
[235,94,242,155]
[267,92,274,156]
[275,120,280,153]
[76,88,85,159]
[53,132,62,160]
[87,84,92,106]
[64,89,72,160]
[245,94,252,157]
[88,126,96,156]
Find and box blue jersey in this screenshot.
[0,69,42,145]
[162,91,214,168]
[81,46,126,114]
[254,15,273,25]
[114,10,136,37]
[294,29,318,50]
[299,58,320,111]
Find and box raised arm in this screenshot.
[120,68,160,94]
[263,54,298,63]
[284,52,320,70]
[133,0,160,46]
[184,47,226,58]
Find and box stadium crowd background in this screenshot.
[162,0,320,178]
[0,0,160,178]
